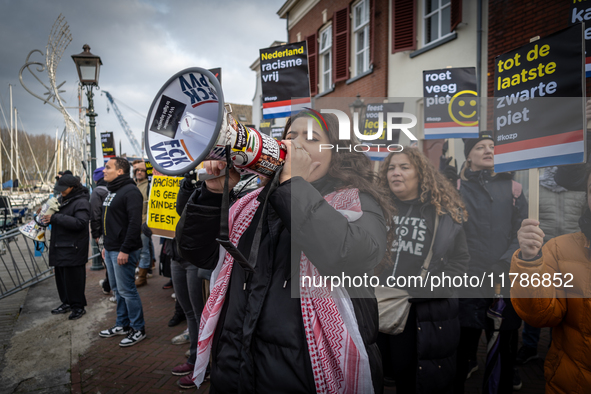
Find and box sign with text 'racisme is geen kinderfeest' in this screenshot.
[260,41,311,119]
[493,24,586,173]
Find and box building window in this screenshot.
[424,0,452,45]
[319,25,332,93]
[353,0,370,76]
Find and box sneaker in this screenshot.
[99,279,109,295]
[68,308,86,320]
[51,304,71,314]
[516,345,538,365]
[108,296,116,303]
[168,312,186,327]
[162,279,173,289]
[99,325,130,338]
[466,359,478,380]
[178,375,196,389]
[171,292,176,299]
[147,269,153,278]
[120,328,146,347]
[513,367,523,390]
[185,348,191,358]
[172,329,190,345]
[172,362,195,376]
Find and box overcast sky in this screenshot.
[0,0,286,158]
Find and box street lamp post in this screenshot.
[349,94,365,132]
[72,44,103,271]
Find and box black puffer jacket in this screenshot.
[48,186,91,267]
[176,175,386,394]
[384,200,469,394]
[458,169,528,330]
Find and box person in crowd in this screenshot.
[98,157,146,347]
[132,159,152,287]
[454,132,528,393]
[510,165,591,394]
[375,147,469,394]
[175,110,390,392]
[44,174,91,320]
[90,166,111,297]
[516,166,586,366]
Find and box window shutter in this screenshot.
[370,0,375,66]
[392,0,416,53]
[451,0,462,31]
[333,6,350,82]
[306,33,318,96]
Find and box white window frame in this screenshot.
[352,0,370,76]
[422,0,453,46]
[319,24,333,93]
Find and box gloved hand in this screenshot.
[180,169,198,191]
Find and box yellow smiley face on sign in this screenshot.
[448,90,479,126]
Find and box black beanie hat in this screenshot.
[463,131,494,158]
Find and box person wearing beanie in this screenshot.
[43,174,91,320]
[90,166,111,295]
[454,132,528,392]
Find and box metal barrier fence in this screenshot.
[0,228,99,300]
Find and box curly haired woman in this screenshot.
[375,147,469,394]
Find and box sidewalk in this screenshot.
[0,262,549,394]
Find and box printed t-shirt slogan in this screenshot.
[260,41,311,119]
[493,24,586,173]
[423,67,479,139]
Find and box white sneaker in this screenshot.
[119,328,146,347]
[109,296,116,303]
[171,293,176,299]
[99,325,130,338]
[172,328,190,345]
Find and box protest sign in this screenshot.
[259,120,285,140]
[360,102,404,161]
[101,131,116,162]
[569,3,591,77]
[260,41,311,119]
[493,24,586,173]
[423,67,479,139]
[145,160,153,183]
[147,175,183,239]
[209,67,222,84]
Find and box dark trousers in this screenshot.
[377,305,417,394]
[54,265,87,309]
[454,327,518,394]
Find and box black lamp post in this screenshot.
[72,44,102,186]
[72,44,103,271]
[349,94,365,132]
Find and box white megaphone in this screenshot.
[145,67,286,177]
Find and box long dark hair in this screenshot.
[282,109,395,225]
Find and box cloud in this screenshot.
[0,0,286,157]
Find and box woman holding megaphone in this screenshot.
[175,109,392,392]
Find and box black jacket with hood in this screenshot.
[102,174,143,253]
[48,186,91,267]
[458,169,528,330]
[176,175,387,394]
[90,178,108,239]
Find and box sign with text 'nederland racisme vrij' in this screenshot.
[493,24,586,173]
[423,67,479,139]
[260,41,311,119]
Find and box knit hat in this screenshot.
[463,131,494,158]
[93,167,105,182]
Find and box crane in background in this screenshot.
[103,91,143,157]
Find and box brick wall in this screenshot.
[289,0,389,98]
[487,0,584,127]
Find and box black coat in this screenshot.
[458,169,528,330]
[176,176,386,394]
[391,201,469,394]
[48,187,91,267]
[102,175,143,253]
[89,179,108,239]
